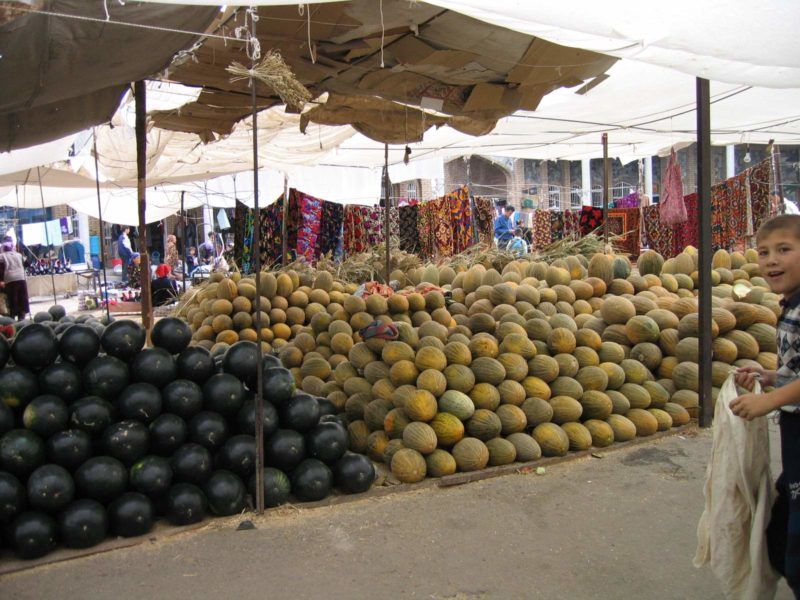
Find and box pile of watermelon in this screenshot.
[0,317,375,560]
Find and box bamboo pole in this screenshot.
[134,81,152,332]
[383,143,390,283]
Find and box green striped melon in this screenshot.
[550,376,584,400]
[452,437,490,471]
[607,390,631,415]
[599,362,626,390]
[485,437,517,466]
[583,419,615,447]
[521,397,554,426]
[620,383,651,409]
[426,449,457,477]
[506,433,542,462]
[429,412,465,447]
[437,390,475,421]
[466,409,503,441]
[532,423,570,457]
[647,408,673,431]
[579,390,613,420]
[663,402,691,426]
[626,408,659,436]
[561,422,592,451]
[549,396,583,424]
[391,448,427,483]
[470,356,506,385]
[643,381,670,409]
[402,421,438,454]
[527,355,560,382]
[575,366,609,392]
[606,414,637,441]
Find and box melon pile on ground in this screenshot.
[266,246,776,483]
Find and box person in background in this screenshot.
[732,214,800,594]
[165,234,179,272]
[505,227,529,256]
[151,263,179,306]
[186,246,199,275]
[199,232,216,265]
[212,244,229,273]
[118,226,133,283]
[494,205,516,247]
[126,252,142,289]
[0,237,29,320]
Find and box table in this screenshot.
[26,273,77,298]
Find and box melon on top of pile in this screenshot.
[179,246,777,482]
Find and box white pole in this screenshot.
[78,212,90,258]
[726,144,736,178]
[581,158,592,205]
[644,156,653,199]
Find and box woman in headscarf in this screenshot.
[126,252,142,289]
[0,237,30,320]
[151,263,179,306]
[165,234,180,273]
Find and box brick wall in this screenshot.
[445,156,510,201]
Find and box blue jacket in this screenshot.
[494,214,514,243]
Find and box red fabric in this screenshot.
[155,264,171,278]
[659,148,687,225]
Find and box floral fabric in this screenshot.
[343,205,385,255]
[316,201,344,258]
[449,186,474,253]
[531,210,552,250]
[399,205,420,253]
[579,207,604,236]
[474,197,494,247]
[606,208,641,256]
[295,192,323,262]
[550,211,565,242]
[563,209,581,239]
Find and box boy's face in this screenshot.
[757,228,800,297]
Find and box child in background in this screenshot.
[186,246,199,275]
[505,227,529,256]
[733,214,800,594]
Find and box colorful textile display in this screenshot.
[749,159,773,232]
[615,192,640,209]
[606,208,641,255]
[643,204,673,257]
[316,201,344,258]
[563,209,581,239]
[711,174,748,252]
[343,205,384,255]
[673,194,699,251]
[449,186,474,254]
[260,199,284,266]
[399,205,420,253]
[233,201,249,269]
[531,210,552,250]
[550,211,565,242]
[473,197,494,246]
[294,191,323,261]
[660,148,687,225]
[579,206,604,236]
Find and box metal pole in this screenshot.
[248,9,265,516]
[772,143,785,213]
[134,81,152,333]
[383,144,391,282]
[281,175,289,265]
[602,133,609,244]
[696,77,713,428]
[92,131,111,322]
[181,191,187,293]
[466,157,479,245]
[35,167,58,307]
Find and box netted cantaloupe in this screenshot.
[466,409,503,441]
[648,408,673,431]
[562,422,592,451]
[584,419,615,447]
[391,448,427,483]
[384,407,411,439]
[429,412,465,447]
[438,390,475,421]
[637,250,665,276]
[486,437,517,466]
[414,346,448,372]
[663,402,691,426]
[549,396,583,424]
[404,390,438,422]
[575,366,608,392]
[470,383,501,411]
[600,296,636,325]
[643,381,670,409]
[452,437,490,472]
[470,356,506,385]
[588,254,614,285]
[402,421,438,454]
[532,423,569,457]
[550,376,584,400]
[626,408,659,436]
[416,369,447,397]
[364,399,393,431]
[426,449,457,477]
[495,404,527,435]
[347,420,371,453]
[389,360,419,387]
[506,433,542,462]
[579,390,613,420]
[443,364,475,394]
[599,362,626,390]
[606,414,637,442]
[620,383,651,409]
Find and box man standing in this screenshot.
[494,205,516,247]
[118,226,133,283]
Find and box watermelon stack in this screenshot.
[0,317,375,560]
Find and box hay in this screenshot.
[227,51,312,110]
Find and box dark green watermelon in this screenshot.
[264,429,305,472]
[129,455,173,499]
[48,305,67,321]
[22,395,68,438]
[248,468,290,508]
[0,471,26,522]
[262,367,295,407]
[217,434,256,478]
[0,335,9,370]
[164,483,207,525]
[221,341,260,389]
[0,429,45,478]
[0,366,39,409]
[33,312,51,324]
[46,429,92,471]
[58,499,108,549]
[170,443,212,484]
[9,511,57,559]
[317,398,337,418]
[0,402,14,436]
[202,373,245,416]
[102,421,150,466]
[150,317,192,355]
[161,380,203,419]
[27,464,74,513]
[100,320,145,361]
[236,399,279,438]
[280,394,320,433]
[54,322,73,336]
[262,354,281,369]
[188,411,229,450]
[148,413,187,456]
[74,456,128,503]
[129,348,177,389]
[305,422,348,465]
[333,452,375,494]
[83,356,129,399]
[58,324,101,367]
[68,396,115,437]
[176,346,214,384]
[38,361,83,402]
[290,458,332,502]
[318,414,348,429]
[203,470,246,516]
[108,492,154,537]
[115,383,162,423]
[11,324,58,370]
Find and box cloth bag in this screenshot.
[659,148,688,225]
[694,374,778,599]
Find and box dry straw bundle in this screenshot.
[227,50,312,110]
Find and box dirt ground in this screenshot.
[0,426,794,600]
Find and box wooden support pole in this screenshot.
[696,77,714,428]
[384,143,390,283]
[281,174,289,265]
[134,80,152,333]
[602,133,609,245]
[180,191,187,293]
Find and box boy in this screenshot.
[506,227,529,256]
[732,214,800,594]
[494,205,516,247]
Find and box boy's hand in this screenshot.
[729,392,776,420]
[734,365,775,390]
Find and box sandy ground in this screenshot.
[0,426,794,600]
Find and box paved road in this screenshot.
[0,427,794,600]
